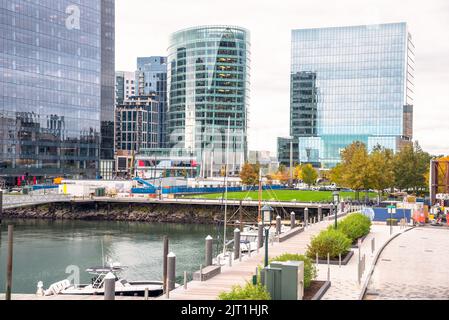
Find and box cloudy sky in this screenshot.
[116,0,449,156]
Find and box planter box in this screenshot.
[303,280,331,300]
[351,234,368,248]
[316,250,354,265]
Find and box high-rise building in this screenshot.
[167,25,250,176]
[115,95,160,153]
[115,71,137,106]
[137,56,167,148]
[280,22,414,168]
[0,0,115,183]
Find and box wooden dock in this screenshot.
[157,216,342,300]
[0,294,145,300]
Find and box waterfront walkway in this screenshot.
[364,226,449,299]
[158,218,337,300]
[319,223,412,300]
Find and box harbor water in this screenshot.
[0,219,231,294]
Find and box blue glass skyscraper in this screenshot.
[282,22,414,168]
[0,0,115,183]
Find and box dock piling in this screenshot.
[5,225,13,300]
[233,228,241,260]
[162,236,169,294]
[167,252,176,292]
[205,235,213,266]
[104,272,116,300]
[304,208,309,228]
[276,215,281,235]
[144,288,149,300]
[290,211,296,229]
[183,271,187,289]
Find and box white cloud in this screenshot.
[116,0,449,156]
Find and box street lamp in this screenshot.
[333,191,340,229]
[387,205,396,235]
[262,204,273,267]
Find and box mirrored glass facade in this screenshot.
[290,23,414,168]
[167,26,250,175]
[0,0,115,181]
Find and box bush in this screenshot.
[218,282,271,300]
[306,229,352,259]
[269,253,317,289]
[335,213,371,242]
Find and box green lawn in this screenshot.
[189,189,377,202]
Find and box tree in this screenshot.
[369,147,395,203]
[393,142,431,194]
[294,165,302,182]
[300,164,318,187]
[239,163,259,186]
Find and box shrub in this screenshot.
[306,229,351,259]
[269,253,317,289]
[335,213,371,242]
[218,282,271,300]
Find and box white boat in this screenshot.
[42,262,165,297]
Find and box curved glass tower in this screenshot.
[167,25,250,176]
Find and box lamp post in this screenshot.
[333,191,340,229]
[387,205,396,235]
[262,204,273,267]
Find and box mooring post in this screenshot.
[104,272,116,300]
[205,235,213,267]
[371,238,375,255]
[162,236,169,293]
[257,222,264,249]
[183,271,187,290]
[276,215,281,235]
[233,228,241,260]
[5,225,13,300]
[290,211,296,229]
[144,287,149,300]
[327,253,330,281]
[304,208,309,228]
[167,252,176,292]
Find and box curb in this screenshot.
[358,226,415,300]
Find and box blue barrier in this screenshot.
[32,185,58,191]
[371,207,411,222]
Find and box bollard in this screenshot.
[239,245,242,262]
[205,235,213,267]
[167,252,176,291]
[327,253,330,281]
[229,252,233,267]
[162,236,169,294]
[144,288,149,300]
[339,254,341,268]
[217,255,221,266]
[258,222,264,249]
[104,272,116,300]
[183,271,187,290]
[371,238,375,254]
[304,208,309,228]
[318,205,322,222]
[248,246,251,257]
[290,211,296,229]
[276,215,281,235]
[313,216,316,224]
[358,239,361,261]
[233,228,241,260]
[5,225,14,300]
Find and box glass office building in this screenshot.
[288,23,414,168]
[0,0,115,183]
[167,26,250,176]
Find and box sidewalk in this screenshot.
[318,223,411,300]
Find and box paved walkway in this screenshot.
[364,227,449,300]
[319,223,410,300]
[158,217,338,300]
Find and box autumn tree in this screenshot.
[239,163,259,186]
[369,146,395,203]
[300,164,318,187]
[293,165,302,182]
[393,142,431,194]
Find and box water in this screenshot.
[0,219,231,294]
